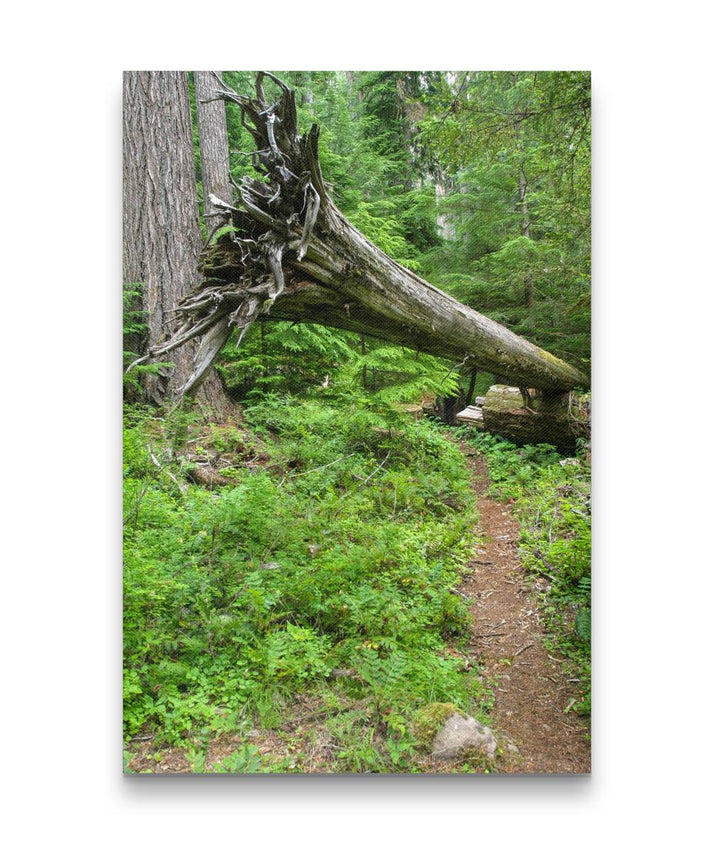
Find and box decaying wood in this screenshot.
[186,464,234,488]
[148,73,589,398]
[477,385,589,453]
[455,405,485,428]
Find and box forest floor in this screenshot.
[459,442,590,773]
[125,438,590,775]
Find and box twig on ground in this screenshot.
[287,452,358,480]
[148,448,187,494]
[361,450,391,484]
[279,701,360,731]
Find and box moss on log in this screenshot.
[478,385,589,453]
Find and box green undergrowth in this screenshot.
[124,396,494,772]
[463,431,591,717]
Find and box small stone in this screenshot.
[431,713,497,761]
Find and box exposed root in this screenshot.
[149,72,327,396]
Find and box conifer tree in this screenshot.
[123,71,199,403]
[123,70,234,414]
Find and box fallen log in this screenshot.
[185,463,234,488]
[481,385,589,453]
[148,73,589,398]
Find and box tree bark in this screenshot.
[480,385,588,453]
[195,71,234,236]
[518,167,534,308]
[192,71,238,419]
[512,73,533,309]
[123,71,201,403]
[123,70,235,416]
[150,73,589,398]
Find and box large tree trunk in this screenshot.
[518,167,534,308]
[148,73,589,398]
[123,70,234,416]
[511,72,534,309]
[192,71,238,419]
[195,71,234,236]
[123,71,200,403]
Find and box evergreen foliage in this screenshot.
[419,71,591,368]
[122,283,172,399]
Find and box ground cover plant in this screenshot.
[123,396,496,772]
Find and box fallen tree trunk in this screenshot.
[478,385,589,453]
[147,73,589,398]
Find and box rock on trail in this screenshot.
[431,713,498,761]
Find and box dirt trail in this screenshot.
[460,444,590,773]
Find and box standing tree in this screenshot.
[194,71,233,236]
[123,71,198,404]
[419,71,591,368]
[191,71,237,417]
[123,70,233,416]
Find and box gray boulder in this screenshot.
[431,713,497,761]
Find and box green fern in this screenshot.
[123,282,173,398]
[342,344,458,405]
[208,223,239,245]
[575,608,591,642]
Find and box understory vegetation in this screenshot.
[124,397,498,772]
[464,432,591,715]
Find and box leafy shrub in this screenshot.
[266,625,332,689]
